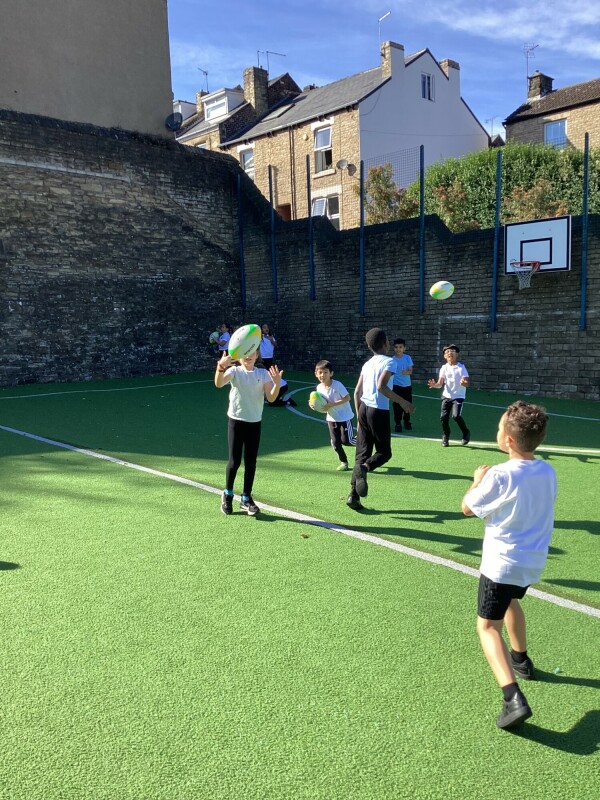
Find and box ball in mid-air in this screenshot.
[429,280,455,300]
[308,390,328,413]
[228,323,261,360]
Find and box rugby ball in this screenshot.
[208,330,220,344]
[309,390,328,413]
[429,280,455,300]
[228,323,261,360]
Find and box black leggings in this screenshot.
[226,418,262,496]
[440,398,469,437]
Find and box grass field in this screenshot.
[0,372,598,799]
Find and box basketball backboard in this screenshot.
[504,215,571,274]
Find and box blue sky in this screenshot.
[168,0,600,137]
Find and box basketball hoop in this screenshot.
[510,260,541,290]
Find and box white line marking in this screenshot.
[1,422,598,619]
[0,380,211,401]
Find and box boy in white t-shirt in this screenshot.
[427,343,470,447]
[215,347,282,516]
[347,328,416,511]
[314,360,355,471]
[462,401,557,730]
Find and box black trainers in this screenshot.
[286,398,298,407]
[404,422,412,430]
[496,692,532,729]
[240,496,259,516]
[442,436,449,447]
[461,431,471,446]
[394,424,403,433]
[510,652,535,680]
[221,492,233,515]
[346,491,363,510]
[352,463,368,497]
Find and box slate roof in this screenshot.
[222,66,387,145]
[504,77,600,123]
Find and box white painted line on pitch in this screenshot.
[0,379,212,401]
[2,422,599,620]
[284,388,600,456]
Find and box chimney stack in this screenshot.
[528,71,553,99]
[380,41,404,80]
[195,90,207,117]
[243,66,269,117]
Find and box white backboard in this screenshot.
[504,215,571,273]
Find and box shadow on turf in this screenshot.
[377,466,469,481]
[0,561,20,570]
[512,710,600,755]
[544,578,600,592]
[554,519,600,536]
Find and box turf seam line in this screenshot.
[2,422,599,620]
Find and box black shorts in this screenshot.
[477,574,529,620]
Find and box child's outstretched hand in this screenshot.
[269,365,283,386]
[218,354,233,370]
[427,378,436,388]
[460,376,469,386]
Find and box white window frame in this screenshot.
[240,148,255,180]
[311,193,340,229]
[314,126,333,173]
[421,73,435,101]
[204,96,227,120]
[544,119,566,149]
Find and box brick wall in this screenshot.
[1,110,598,399]
[506,103,600,149]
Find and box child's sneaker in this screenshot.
[394,424,403,433]
[404,422,412,430]
[221,492,233,515]
[442,436,449,447]
[346,490,363,510]
[510,651,535,680]
[336,462,349,471]
[352,463,368,497]
[496,692,532,729]
[461,430,471,446]
[240,496,260,516]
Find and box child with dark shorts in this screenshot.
[462,401,557,729]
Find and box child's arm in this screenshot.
[460,376,469,387]
[401,365,413,376]
[322,393,351,412]
[461,465,491,515]
[215,355,233,388]
[378,371,416,413]
[265,365,283,402]
[353,375,364,414]
[427,376,443,388]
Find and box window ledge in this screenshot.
[313,168,336,178]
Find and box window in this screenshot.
[314,126,333,173]
[204,97,227,120]
[421,73,434,101]
[312,194,340,230]
[544,120,566,149]
[240,149,255,180]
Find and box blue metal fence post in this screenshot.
[580,132,589,330]
[306,155,315,301]
[268,165,278,304]
[359,160,365,316]
[237,174,246,310]
[490,149,503,332]
[418,144,425,313]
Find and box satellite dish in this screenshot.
[336,159,348,170]
[165,112,183,132]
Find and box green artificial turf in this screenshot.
[0,373,599,799]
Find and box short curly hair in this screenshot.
[504,401,548,452]
[365,328,388,352]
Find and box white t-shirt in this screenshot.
[218,331,231,353]
[259,336,275,359]
[317,379,354,423]
[226,366,272,422]
[465,459,558,587]
[360,355,395,410]
[439,362,469,399]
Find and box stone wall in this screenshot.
[507,103,600,150]
[1,110,598,399]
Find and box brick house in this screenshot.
[176,73,301,152]
[504,72,600,150]
[179,42,488,229]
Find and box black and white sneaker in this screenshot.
[442,436,449,447]
[346,491,363,511]
[461,431,471,446]
[221,492,233,515]
[240,496,260,516]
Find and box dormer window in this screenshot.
[205,96,227,120]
